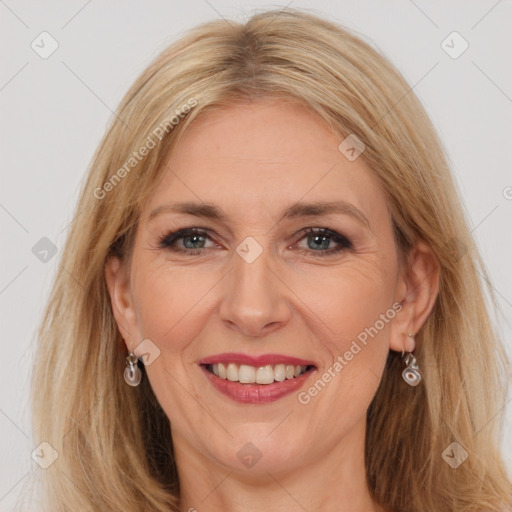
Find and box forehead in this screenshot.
[141,99,386,227]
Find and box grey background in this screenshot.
[1,0,511,509]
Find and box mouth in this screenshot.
[198,353,317,404]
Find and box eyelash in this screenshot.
[157,227,353,257]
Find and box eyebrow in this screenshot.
[148,200,372,230]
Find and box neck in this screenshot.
[173,420,386,512]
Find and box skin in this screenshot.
[105,98,440,512]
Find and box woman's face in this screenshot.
[107,99,419,475]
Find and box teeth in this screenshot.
[239,364,256,383]
[209,363,308,384]
[274,364,286,382]
[226,363,238,382]
[256,365,274,384]
[218,362,227,379]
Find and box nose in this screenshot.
[218,243,292,338]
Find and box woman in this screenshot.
[31,8,512,512]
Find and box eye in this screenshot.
[156,227,353,257]
[157,228,217,255]
[294,228,353,256]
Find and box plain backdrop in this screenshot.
[1,0,511,509]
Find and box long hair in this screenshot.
[31,8,512,511]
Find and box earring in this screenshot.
[124,353,142,387]
[401,333,422,386]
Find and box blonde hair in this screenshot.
[31,8,512,511]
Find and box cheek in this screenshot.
[129,260,221,435]
[290,259,396,409]
[131,259,221,352]
[293,256,397,345]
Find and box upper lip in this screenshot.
[199,352,317,367]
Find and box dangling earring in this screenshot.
[401,332,422,386]
[124,353,142,387]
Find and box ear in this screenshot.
[104,255,139,352]
[389,241,440,353]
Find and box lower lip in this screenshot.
[200,365,316,404]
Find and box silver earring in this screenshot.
[401,350,422,386]
[124,353,142,387]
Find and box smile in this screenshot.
[199,353,317,404]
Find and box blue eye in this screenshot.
[296,228,353,255]
[158,228,213,254]
[157,227,352,257]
